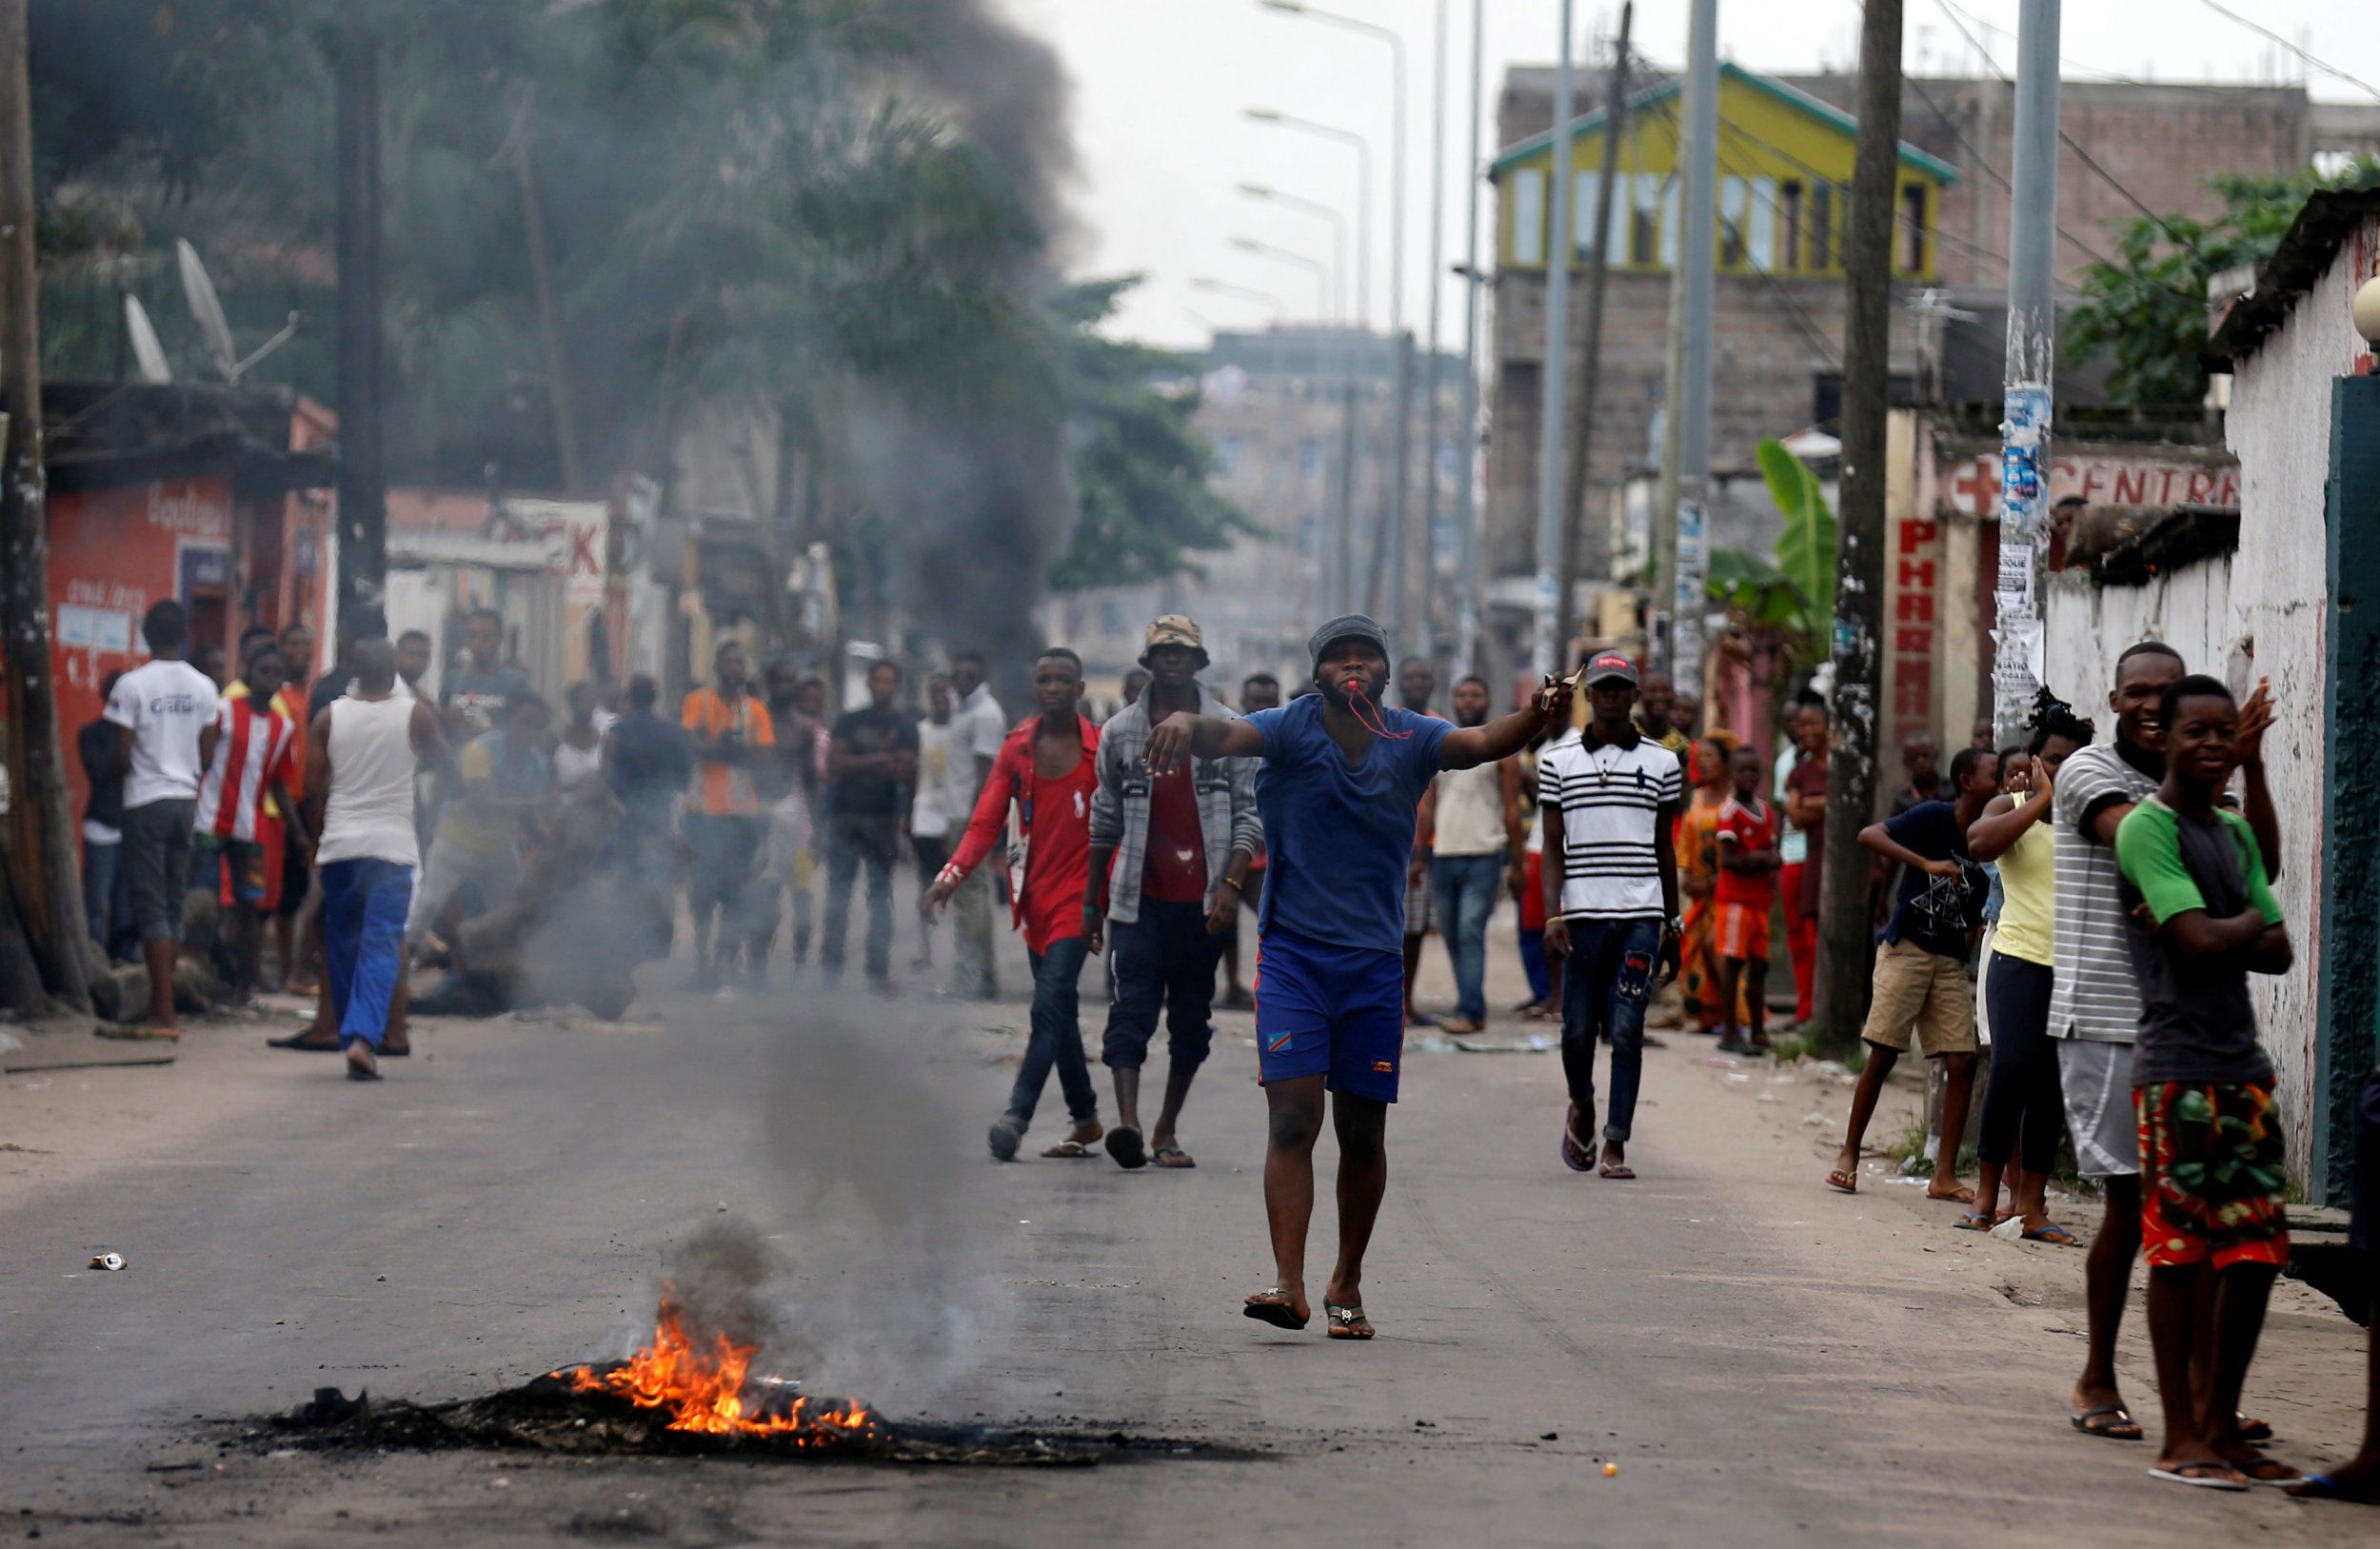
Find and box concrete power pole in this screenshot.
[0,0,92,1010]
[1418,0,1447,660]
[1654,0,1717,681]
[334,20,387,636]
[1992,0,2060,743]
[1531,0,1577,681]
[1815,0,1903,1049]
[1557,3,1633,650]
[1454,0,1486,678]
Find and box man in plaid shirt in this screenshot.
[1082,617,1261,1169]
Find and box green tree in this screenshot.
[2068,160,2380,407]
[1047,277,1257,590]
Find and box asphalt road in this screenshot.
[2,920,2372,1548]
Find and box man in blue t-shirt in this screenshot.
[1826,745,1997,1203]
[1140,614,1572,1340]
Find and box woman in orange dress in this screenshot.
[1675,737,1735,1033]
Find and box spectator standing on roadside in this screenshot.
[909,674,973,970]
[1826,745,1996,1201]
[1395,656,1442,1026]
[439,609,534,734]
[192,643,307,1003]
[947,651,1006,1001]
[682,642,774,993]
[77,674,133,961]
[1541,652,1683,1181]
[1220,670,1280,1009]
[603,675,690,858]
[756,665,829,976]
[1773,692,1823,1025]
[1633,670,1691,758]
[1714,745,1780,1057]
[924,649,1104,1158]
[100,601,220,1042]
[1418,675,1525,1035]
[1082,617,1259,1170]
[1784,703,1830,1022]
[823,660,917,992]
[303,639,450,1082]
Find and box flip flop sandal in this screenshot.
[1597,1162,1637,1180]
[1104,1125,1148,1169]
[1955,1211,1993,1230]
[1041,1138,1102,1159]
[1242,1288,1309,1330]
[2021,1223,2080,1246]
[2238,1458,2305,1488]
[1926,1184,1979,1204]
[1559,1105,1595,1173]
[267,1033,342,1052]
[1151,1144,1196,1168]
[1324,1303,1375,1340]
[2237,1416,2275,1443]
[2149,1463,2249,1490]
[986,1116,1026,1162]
[2071,1403,2144,1440]
[95,1023,180,1042]
[1824,1168,1859,1195]
[2289,1473,2380,1503]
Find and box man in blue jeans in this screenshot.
[923,649,1105,1161]
[1418,675,1526,1034]
[1083,616,1261,1170]
[1141,615,1571,1339]
[1541,652,1683,1180]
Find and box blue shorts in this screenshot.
[1255,929,1403,1102]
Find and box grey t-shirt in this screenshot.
[2117,797,2279,1087]
[2047,742,2161,1043]
[441,663,536,732]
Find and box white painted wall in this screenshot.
[2041,215,2377,1183]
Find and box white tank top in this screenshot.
[317,694,422,868]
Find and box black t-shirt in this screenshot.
[78,719,125,830]
[606,707,690,821]
[827,706,918,820]
[1876,800,1987,960]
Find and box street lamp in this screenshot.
[1243,108,1373,327]
[1190,276,1285,317]
[1230,234,1336,322]
[1257,0,1416,644]
[1238,184,1348,324]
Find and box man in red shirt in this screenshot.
[923,648,1106,1161]
[1714,744,1781,1056]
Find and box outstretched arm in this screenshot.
[1142,712,1263,773]
[1439,679,1574,771]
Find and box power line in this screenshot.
[2192,0,2380,104]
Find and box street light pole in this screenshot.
[1258,1,1411,643]
[1239,185,1349,323]
[1455,0,1487,679]
[1190,277,1287,318]
[1231,235,1335,320]
[1419,0,1448,658]
[1532,1,1577,682]
[1992,0,2060,744]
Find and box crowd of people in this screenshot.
[70,595,2376,1499]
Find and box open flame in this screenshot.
[553,1293,882,1445]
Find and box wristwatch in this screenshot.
[1664,915,1683,934]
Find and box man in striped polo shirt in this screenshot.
[2051,641,2281,1440]
[193,642,307,1003]
[1541,652,1682,1180]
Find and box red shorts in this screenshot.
[1715,900,1770,961]
[1520,851,1547,932]
[2137,1080,2291,1272]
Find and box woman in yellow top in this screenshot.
[1965,690,2095,1242]
[1675,735,1737,1034]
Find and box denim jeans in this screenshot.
[1009,935,1098,1126]
[83,840,133,960]
[1558,915,1663,1142]
[822,815,899,982]
[1101,898,1223,1071]
[321,858,415,1051]
[1431,853,1504,1023]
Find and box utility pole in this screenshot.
[1815,0,1903,1050]
[1992,0,2059,744]
[1654,0,1717,681]
[0,0,92,1010]
[1418,0,1447,659]
[1454,0,1487,678]
[1530,0,1577,682]
[1557,2,1633,650]
[334,18,387,634]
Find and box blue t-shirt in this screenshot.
[1247,695,1451,955]
[1878,799,1988,960]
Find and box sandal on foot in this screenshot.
[1042,1137,1102,1159]
[2149,1463,2249,1490]
[1151,1143,1196,1168]
[267,1032,342,1052]
[1242,1288,1309,1330]
[2237,1416,2274,1444]
[1955,1211,1993,1230]
[95,1023,180,1042]
[1559,1104,1595,1173]
[1825,1168,1858,1195]
[2071,1403,2143,1440]
[987,1116,1026,1162]
[1325,1303,1375,1340]
[1597,1162,1636,1181]
[2021,1222,2080,1246]
[1104,1125,1147,1169]
[2289,1472,2380,1503]
[2238,1457,2304,1488]
[1926,1183,1978,1204]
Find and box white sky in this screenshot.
[996,0,2380,348]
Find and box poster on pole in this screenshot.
[1673,500,1707,684]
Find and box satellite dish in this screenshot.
[123,294,172,384]
[171,236,301,385]
[176,238,239,380]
